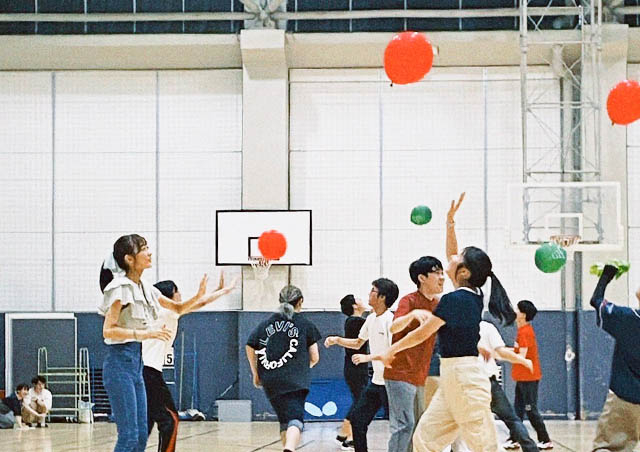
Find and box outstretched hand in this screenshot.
[373,351,396,368]
[197,274,209,299]
[218,271,240,294]
[447,192,466,224]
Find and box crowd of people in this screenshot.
[91,191,639,452]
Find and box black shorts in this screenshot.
[269,389,308,433]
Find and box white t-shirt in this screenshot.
[142,307,180,372]
[478,321,506,378]
[25,388,52,411]
[98,277,161,345]
[358,309,393,385]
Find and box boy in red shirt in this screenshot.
[504,300,553,450]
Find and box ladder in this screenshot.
[37,347,91,420]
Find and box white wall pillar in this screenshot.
[582,24,629,307]
[240,29,290,310]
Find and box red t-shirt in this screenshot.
[511,323,542,382]
[383,291,438,386]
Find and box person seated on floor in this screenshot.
[0,383,31,429]
[22,375,52,428]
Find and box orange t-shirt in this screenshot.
[383,292,438,386]
[511,323,542,382]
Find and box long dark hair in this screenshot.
[99,234,147,293]
[461,246,516,325]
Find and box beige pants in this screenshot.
[424,376,440,410]
[412,357,497,452]
[592,391,640,452]
[21,400,47,424]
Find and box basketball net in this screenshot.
[250,257,273,281]
[550,234,581,261]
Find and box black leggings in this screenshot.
[143,366,179,452]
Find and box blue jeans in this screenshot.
[104,342,148,452]
[385,379,426,452]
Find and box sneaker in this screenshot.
[502,439,520,449]
[336,434,347,445]
[341,440,355,451]
[36,423,48,428]
[537,442,554,449]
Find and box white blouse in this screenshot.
[99,276,161,345]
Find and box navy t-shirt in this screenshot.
[433,288,483,358]
[247,312,322,399]
[596,300,640,404]
[1,393,22,416]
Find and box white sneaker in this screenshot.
[537,441,554,449]
[340,440,354,451]
[502,439,520,450]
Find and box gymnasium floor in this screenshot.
[2,419,636,452]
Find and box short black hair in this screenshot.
[517,300,538,322]
[372,278,399,308]
[340,294,356,316]
[16,383,29,392]
[31,375,46,385]
[155,280,179,299]
[409,256,443,289]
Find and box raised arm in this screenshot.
[180,272,239,315]
[446,192,465,262]
[157,274,208,315]
[590,265,617,310]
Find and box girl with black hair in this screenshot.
[376,193,516,452]
[98,234,217,452]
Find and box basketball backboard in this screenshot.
[507,181,623,252]
[215,210,312,265]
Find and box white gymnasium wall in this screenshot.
[289,67,563,310]
[0,73,53,311]
[0,70,242,312]
[627,64,640,303]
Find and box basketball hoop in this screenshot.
[550,234,581,261]
[250,257,273,281]
[549,234,581,249]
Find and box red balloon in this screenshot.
[258,230,287,260]
[606,80,640,126]
[384,32,434,85]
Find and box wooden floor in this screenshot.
[0,420,637,452]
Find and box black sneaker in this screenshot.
[336,434,347,445]
[341,440,355,451]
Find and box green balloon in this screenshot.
[534,243,567,273]
[410,205,432,225]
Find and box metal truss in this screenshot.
[520,0,603,182]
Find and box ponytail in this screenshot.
[488,272,516,325]
[278,302,295,320]
[99,265,114,294]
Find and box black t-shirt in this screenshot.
[2,393,22,416]
[433,288,483,358]
[344,316,369,362]
[247,312,322,399]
